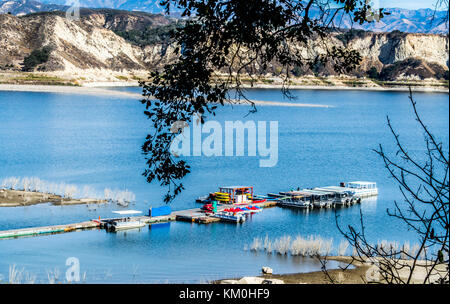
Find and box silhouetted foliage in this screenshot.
[140,0,387,202]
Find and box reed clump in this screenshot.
[245,235,422,260]
[246,234,334,257]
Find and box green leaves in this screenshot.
[438,250,444,263]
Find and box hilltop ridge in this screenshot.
[0,9,448,87]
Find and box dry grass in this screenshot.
[246,235,423,260]
[247,234,334,257]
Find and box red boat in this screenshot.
[223,207,245,213]
[252,199,267,204]
[202,203,213,213]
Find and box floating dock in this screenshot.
[0,201,277,240]
[0,182,376,240]
[0,220,100,239]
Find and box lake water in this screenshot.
[0,87,448,283]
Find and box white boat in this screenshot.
[314,187,356,206]
[277,191,312,208]
[298,190,334,208]
[213,211,246,223]
[110,220,145,231]
[343,181,378,198]
[241,206,263,213]
[278,198,311,209]
[105,210,146,232]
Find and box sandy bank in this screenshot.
[0,189,106,207]
[244,83,449,93]
[0,84,142,99]
[216,256,448,284]
[215,256,369,284]
[0,84,332,107]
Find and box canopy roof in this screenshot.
[300,189,332,195]
[315,187,352,194]
[112,210,142,215]
[347,181,376,185]
[220,186,253,189]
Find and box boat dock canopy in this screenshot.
[218,186,254,204]
[299,189,332,196]
[279,191,312,197]
[347,182,377,189]
[112,210,142,215]
[315,187,353,193]
[220,186,252,190]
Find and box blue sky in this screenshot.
[42,1,446,10]
[380,0,444,9]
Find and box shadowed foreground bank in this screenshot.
[216,256,448,284]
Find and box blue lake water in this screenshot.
[0,88,448,283]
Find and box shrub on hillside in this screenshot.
[367,66,380,79]
[115,23,181,46]
[22,46,53,72]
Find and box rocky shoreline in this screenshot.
[0,189,106,207]
[0,80,448,99]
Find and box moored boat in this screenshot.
[196,186,265,205]
[276,192,312,209]
[313,187,356,206]
[195,195,211,204]
[108,220,145,231]
[213,211,246,223]
[250,199,267,204]
[104,210,146,232]
[343,181,378,198]
[241,205,263,213]
[105,219,146,232]
[296,190,334,208]
[277,197,312,209]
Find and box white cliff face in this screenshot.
[0,12,176,73]
[0,12,448,82]
[401,34,449,66]
[51,16,144,67]
[340,33,448,67]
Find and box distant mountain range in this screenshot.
[34,0,168,14]
[1,0,448,33]
[330,7,449,34]
[0,0,67,15]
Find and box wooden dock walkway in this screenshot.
[0,201,278,240]
[0,220,100,239]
